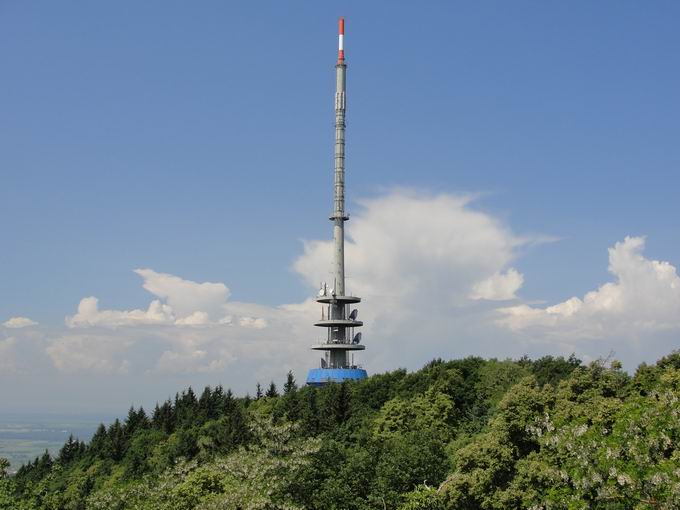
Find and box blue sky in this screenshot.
[1,2,679,414]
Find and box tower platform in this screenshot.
[306,367,368,386]
[316,295,361,304]
[311,342,365,351]
[313,319,363,327]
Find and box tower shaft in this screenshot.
[306,17,367,386]
[331,22,348,364]
[333,62,347,296]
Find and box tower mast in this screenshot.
[306,17,368,386]
[333,16,347,300]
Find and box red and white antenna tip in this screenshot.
[338,17,345,63]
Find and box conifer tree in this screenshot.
[108,419,125,461]
[327,381,351,426]
[89,423,111,459]
[256,382,263,400]
[58,434,80,465]
[36,450,52,478]
[212,385,226,413]
[266,381,279,398]
[282,371,301,420]
[151,403,162,428]
[283,371,297,395]
[302,388,321,434]
[198,386,215,422]
[124,406,148,441]
[155,399,175,434]
[224,388,235,413]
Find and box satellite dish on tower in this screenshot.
[352,332,362,344]
[318,282,327,297]
[349,309,358,320]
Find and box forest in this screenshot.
[0,350,678,509]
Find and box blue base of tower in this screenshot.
[306,368,368,386]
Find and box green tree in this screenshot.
[266,381,279,398]
[283,370,298,395]
[108,419,125,461]
[123,429,166,478]
[0,478,17,510]
[87,418,321,510]
[301,387,321,435]
[440,376,552,509]
[373,388,456,440]
[88,423,111,459]
[323,381,351,428]
[529,354,581,387]
[283,371,301,421]
[398,485,445,510]
[57,434,81,465]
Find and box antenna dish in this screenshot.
[349,309,358,320]
[318,282,327,297]
[352,332,362,344]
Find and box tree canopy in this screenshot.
[3,351,679,509]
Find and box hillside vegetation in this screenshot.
[1,351,679,509]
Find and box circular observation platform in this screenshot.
[311,343,365,351]
[306,367,367,386]
[314,319,363,327]
[316,295,361,304]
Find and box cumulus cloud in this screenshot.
[39,190,534,376]
[290,190,534,370]
[66,271,240,329]
[497,236,680,338]
[25,190,680,383]
[470,269,524,301]
[3,317,38,329]
[175,311,211,326]
[239,317,268,329]
[10,186,680,416]
[294,191,525,304]
[66,296,175,328]
[135,269,230,321]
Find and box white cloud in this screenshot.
[3,317,38,329]
[294,191,525,305]
[239,317,268,329]
[27,191,680,382]
[40,190,535,376]
[66,271,246,331]
[66,296,175,328]
[134,268,230,321]
[291,190,532,369]
[470,268,524,300]
[497,236,680,338]
[176,311,211,326]
[46,333,132,375]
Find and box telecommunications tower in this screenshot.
[306,18,367,386]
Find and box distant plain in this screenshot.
[0,414,111,472]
